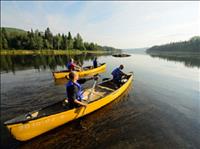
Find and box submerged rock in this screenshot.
[112,54,131,57]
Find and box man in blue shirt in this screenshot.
[111,65,127,87]
[66,71,87,109]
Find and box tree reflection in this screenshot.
[0,53,110,73]
[149,54,200,68]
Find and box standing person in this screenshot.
[66,58,81,71]
[111,65,127,87]
[93,57,98,68]
[66,71,87,109]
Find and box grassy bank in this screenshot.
[0,50,110,55]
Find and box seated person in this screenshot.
[93,57,98,68]
[66,58,81,71]
[111,65,127,87]
[66,71,87,109]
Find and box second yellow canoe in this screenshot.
[52,63,106,79]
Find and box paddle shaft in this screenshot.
[87,79,97,103]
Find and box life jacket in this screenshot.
[66,80,83,102]
[66,62,75,71]
[111,68,121,80]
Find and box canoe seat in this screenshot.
[83,87,111,103]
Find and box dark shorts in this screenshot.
[68,102,80,109]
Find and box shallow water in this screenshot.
[1,53,200,149]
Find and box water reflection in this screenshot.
[148,53,200,68]
[0,53,110,73]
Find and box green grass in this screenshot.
[0,49,110,55]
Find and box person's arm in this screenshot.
[77,77,93,84]
[74,63,82,70]
[74,64,80,68]
[74,99,87,107]
[123,71,127,76]
[120,70,128,77]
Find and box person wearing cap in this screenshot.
[66,58,81,71]
[111,65,127,87]
[66,71,87,109]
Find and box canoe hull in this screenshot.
[6,74,133,141]
[53,64,106,79]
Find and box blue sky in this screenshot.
[1,1,199,49]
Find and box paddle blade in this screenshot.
[102,78,110,81]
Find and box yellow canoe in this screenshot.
[54,68,106,86]
[52,63,106,79]
[4,73,133,141]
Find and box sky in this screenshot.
[1,1,200,49]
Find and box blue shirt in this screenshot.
[111,68,123,80]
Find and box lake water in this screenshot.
[1,52,200,149]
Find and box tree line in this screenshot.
[0,27,120,52]
[146,36,200,53]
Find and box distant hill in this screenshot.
[122,47,148,54]
[146,36,200,53]
[2,27,27,36]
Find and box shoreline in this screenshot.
[0,50,112,55]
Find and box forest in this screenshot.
[146,36,200,53]
[0,27,120,52]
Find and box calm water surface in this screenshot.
[1,53,200,149]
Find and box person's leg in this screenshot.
[113,79,120,88]
[117,80,122,87]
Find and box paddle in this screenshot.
[65,74,110,85]
[91,73,110,82]
[65,75,97,84]
[87,75,99,103]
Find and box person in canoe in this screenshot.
[65,71,87,109]
[93,57,98,68]
[111,65,127,87]
[66,58,81,71]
